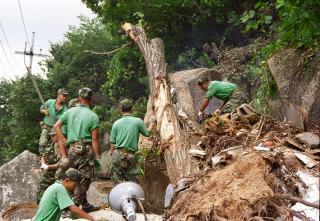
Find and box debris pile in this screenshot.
[168,104,319,220]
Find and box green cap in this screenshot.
[58,88,68,95]
[196,77,209,86]
[120,99,133,109]
[68,98,80,108]
[64,168,81,183]
[79,87,93,99]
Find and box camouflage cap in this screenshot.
[196,77,209,86]
[64,168,81,183]
[120,98,133,109]
[68,98,80,108]
[57,88,68,95]
[79,87,93,99]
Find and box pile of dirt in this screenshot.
[167,104,319,220]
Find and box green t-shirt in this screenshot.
[60,104,99,144]
[110,115,150,152]
[41,99,68,126]
[33,181,74,221]
[206,81,237,102]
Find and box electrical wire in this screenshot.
[17,0,30,45]
[0,21,23,71]
[0,37,15,74]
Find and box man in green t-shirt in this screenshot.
[110,99,156,183]
[39,89,68,154]
[54,87,100,212]
[197,78,238,118]
[33,168,97,221]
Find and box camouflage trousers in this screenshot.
[38,123,51,149]
[37,170,56,203]
[111,149,138,183]
[222,88,247,114]
[37,142,60,204]
[67,143,95,205]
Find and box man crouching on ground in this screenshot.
[33,168,98,221]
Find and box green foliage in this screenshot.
[135,146,161,176]
[241,0,320,47]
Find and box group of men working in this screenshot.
[34,86,156,221]
[33,78,240,221]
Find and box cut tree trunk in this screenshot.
[122,23,198,183]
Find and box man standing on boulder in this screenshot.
[110,99,156,183]
[39,89,68,151]
[197,78,242,118]
[33,168,99,221]
[54,87,101,212]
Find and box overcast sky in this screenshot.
[0,0,95,80]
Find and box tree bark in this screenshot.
[122,23,196,183]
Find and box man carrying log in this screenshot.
[110,99,156,183]
[39,89,68,150]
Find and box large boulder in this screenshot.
[96,150,113,179]
[267,48,320,130]
[0,150,40,213]
[86,181,112,206]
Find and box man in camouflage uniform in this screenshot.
[39,88,68,151]
[55,98,80,180]
[110,99,156,183]
[54,87,101,212]
[37,129,60,203]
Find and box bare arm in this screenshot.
[110,143,115,155]
[54,120,67,151]
[147,121,155,132]
[91,128,99,160]
[48,164,58,170]
[199,97,209,113]
[58,140,67,158]
[69,205,95,221]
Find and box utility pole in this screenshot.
[15,32,49,105]
[15,32,53,124]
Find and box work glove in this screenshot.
[43,109,49,116]
[94,159,101,171]
[60,157,69,167]
[149,114,157,124]
[197,111,206,124]
[40,163,49,171]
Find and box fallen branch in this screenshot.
[84,43,131,55]
[275,194,320,209]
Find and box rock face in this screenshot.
[87,181,112,206]
[97,150,113,179]
[267,48,320,130]
[0,150,40,213]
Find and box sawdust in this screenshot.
[169,152,274,220]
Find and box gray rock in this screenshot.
[296,132,320,147]
[86,181,112,206]
[97,150,113,179]
[0,150,40,213]
[267,48,320,130]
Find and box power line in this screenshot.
[17,0,30,45]
[0,21,23,70]
[0,55,7,78]
[0,37,15,74]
